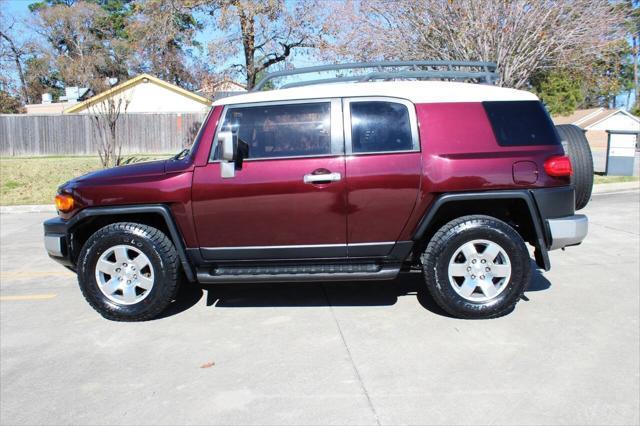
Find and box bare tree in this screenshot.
[628,0,640,107]
[89,92,131,168]
[0,10,35,104]
[321,0,625,89]
[203,0,325,89]
[127,0,202,89]
[30,1,127,91]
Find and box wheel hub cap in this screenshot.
[447,239,511,302]
[95,244,155,305]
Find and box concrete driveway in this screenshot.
[1,190,639,425]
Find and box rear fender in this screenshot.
[412,190,551,270]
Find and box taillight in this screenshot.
[55,194,75,212]
[544,155,573,177]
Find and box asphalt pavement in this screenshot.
[1,190,639,425]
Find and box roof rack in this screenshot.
[252,60,499,92]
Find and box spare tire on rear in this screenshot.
[555,124,594,210]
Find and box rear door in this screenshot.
[191,99,348,260]
[342,97,422,256]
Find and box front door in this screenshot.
[191,99,347,260]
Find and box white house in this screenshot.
[553,108,640,150]
[64,74,211,114]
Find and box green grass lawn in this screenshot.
[0,155,169,206]
[1,156,638,206]
[593,175,640,184]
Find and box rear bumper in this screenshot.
[547,214,588,250]
[531,186,589,251]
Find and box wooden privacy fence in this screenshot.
[0,112,207,156]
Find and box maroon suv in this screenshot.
[44,63,590,321]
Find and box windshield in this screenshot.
[173,107,213,160]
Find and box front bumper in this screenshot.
[44,217,74,267]
[547,214,588,250]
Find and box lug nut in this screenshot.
[480,275,485,280]
[471,275,476,279]
[115,268,121,272]
[467,267,472,271]
[133,274,137,279]
[472,259,477,264]
[123,263,127,267]
[481,259,486,264]
[485,267,490,272]
[127,280,131,284]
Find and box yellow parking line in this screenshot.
[0,294,57,301]
[0,271,74,278]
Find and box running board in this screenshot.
[196,263,401,283]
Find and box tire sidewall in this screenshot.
[430,220,530,318]
[555,124,593,210]
[78,226,172,318]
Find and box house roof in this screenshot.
[213,80,538,106]
[552,108,603,125]
[64,73,211,113]
[580,109,639,128]
[24,101,78,115]
[553,108,640,128]
[212,79,246,92]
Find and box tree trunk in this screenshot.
[634,35,639,107]
[238,8,257,90]
[0,31,30,104]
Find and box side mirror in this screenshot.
[218,130,236,161]
[218,130,237,178]
[218,130,248,179]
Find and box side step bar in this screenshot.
[196,263,401,283]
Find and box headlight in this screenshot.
[54,194,75,212]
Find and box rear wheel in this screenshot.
[77,222,180,321]
[555,124,594,210]
[421,215,531,319]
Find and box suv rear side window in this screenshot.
[218,102,332,159]
[483,101,559,146]
[350,101,414,153]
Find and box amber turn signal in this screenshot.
[55,194,75,212]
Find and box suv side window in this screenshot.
[483,101,560,146]
[347,100,417,154]
[214,102,333,160]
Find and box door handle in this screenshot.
[303,172,342,184]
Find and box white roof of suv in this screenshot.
[213,80,538,106]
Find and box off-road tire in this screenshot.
[421,215,531,319]
[555,124,594,210]
[77,222,180,321]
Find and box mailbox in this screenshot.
[605,130,639,176]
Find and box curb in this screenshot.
[1,181,638,214]
[592,181,640,194]
[0,204,56,214]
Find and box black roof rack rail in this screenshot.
[252,60,499,91]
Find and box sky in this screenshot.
[0,0,311,77]
[1,0,636,109]
[3,0,30,18]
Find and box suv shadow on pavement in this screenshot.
[159,264,552,320]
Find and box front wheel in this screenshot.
[421,215,531,319]
[77,222,180,321]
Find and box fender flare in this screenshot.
[412,190,550,271]
[64,204,196,282]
